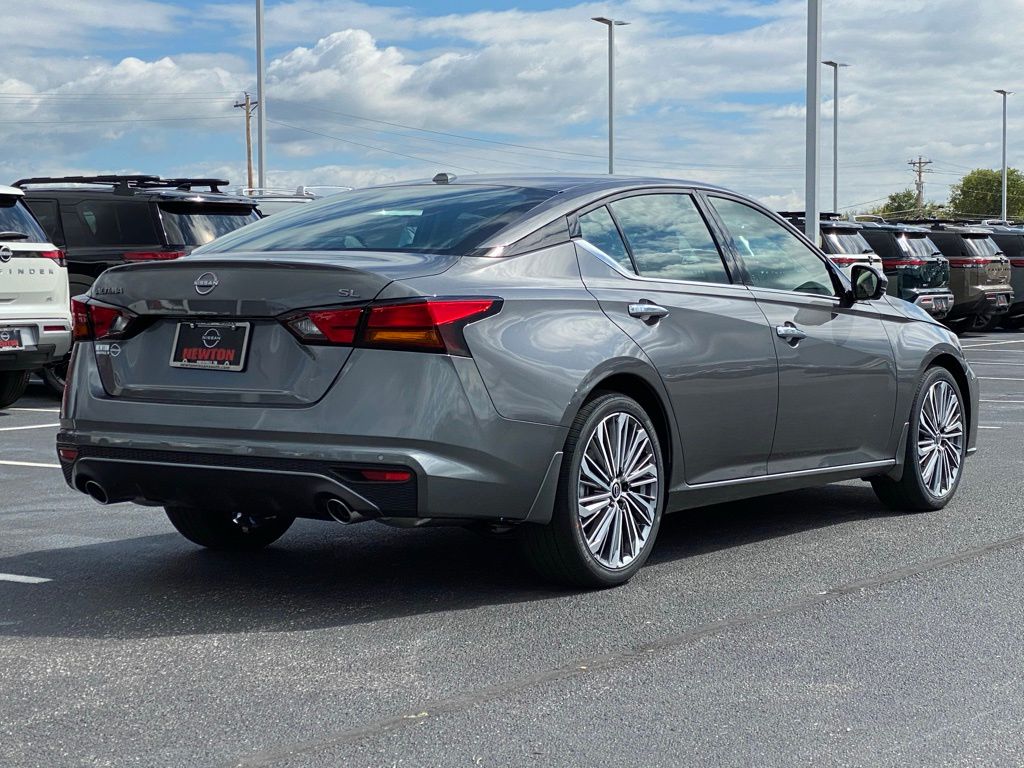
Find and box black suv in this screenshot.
[856,220,953,319]
[14,176,260,300]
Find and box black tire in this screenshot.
[976,315,1002,332]
[40,359,69,396]
[165,506,294,550]
[0,370,30,409]
[871,367,966,512]
[1000,314,1024,331]
[521,392,665,588]
[943,318,969,336]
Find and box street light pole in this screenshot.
[804,0,822,242]
[256,0,267,188]
[995,89,1013,221]
[592,17,629,175]
[822,60,849,213]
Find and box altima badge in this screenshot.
[194,272,219,295]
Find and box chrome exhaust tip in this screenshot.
[325,497,366,524]
[83,480,109,505]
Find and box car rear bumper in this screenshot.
[58,346,568,524]
[904,289,955,318]
[946,287,1014,321]
[0,319,71,370]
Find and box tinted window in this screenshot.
[578,206,633,271]
[964,236,1000,257]
[159,203,259,246]
[899,235,940,259]
[21,199,61,244]
[0,196,48,242]
[60,200,159,247]
[197,185,555,255]
[710,198,834,296]
[991,233,1024,259]
[609,194,729,283]
[825,231,873,255]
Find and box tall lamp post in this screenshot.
[822,60,849,213]
[804,0,822,241]
[995,89,1013,222]
[256,0,267,188]
[592,17,629,175]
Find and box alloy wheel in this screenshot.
[577,412,659,570]
[917,379,964,498]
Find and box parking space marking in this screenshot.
[978,377,1024,382]
[0,573,51,584]
[6,407,60,413]
[980,399,1024,404]
[970,361,1024,366]
[0,459,60,469]
[0,423,59,432]
[961,339,1024,348]
[978,426,1003,430]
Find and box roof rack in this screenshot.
[12,175,229,195]
[777,210,847,221]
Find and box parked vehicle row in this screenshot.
[785,212,1021,335]
[55,174,978,586]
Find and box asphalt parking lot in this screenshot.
[2,332,1024,768]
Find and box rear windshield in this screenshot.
[159,203,259,246]
[992,232,1024,258]
[825,230,873,255]
[196,185,556,255]
[964,236,1001,258]
[898,235,940,259]
[0,196,48,242]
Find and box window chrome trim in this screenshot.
[574,239,750,292]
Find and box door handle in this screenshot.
[628,302,669,323]
[775,324,807,344]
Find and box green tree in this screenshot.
[866,188,943,220]
[947,167,1024,219]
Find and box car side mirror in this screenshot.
[850,264,888,302]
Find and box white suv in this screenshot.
[0,185,72,407]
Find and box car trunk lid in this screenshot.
[86,251,458,406]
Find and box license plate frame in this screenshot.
[0,328,24,352]
[169,321,251,372]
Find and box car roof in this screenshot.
[857,221,931,234]
[379,173,732,195]
[18,185,256,205]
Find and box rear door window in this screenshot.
[60,200,160,247]
[578,206,633,271]
[609,194,730,283]
[0,196,48,242]
[159,203,260,246]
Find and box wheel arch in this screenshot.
[927,352,973,439]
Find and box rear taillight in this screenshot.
[828,256,861,266]
[123,250,186,262]
[359,469,412,482]
[71,297,136,342]
[282,298,500,355]
[888,258,926,267]
[948,257,989,268]
[1010,258,1024,268]
[40,249,66,267]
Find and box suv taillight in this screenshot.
[71,298,136,342]
[40,249,66,267]
[888,258,926,267]
[283,298,500,355]
[123,250,185,262]
[828,256,862,266]
[947,257,989,268]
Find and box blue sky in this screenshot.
[2,0,1020,212]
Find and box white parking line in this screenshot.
[980,399,1024,404]
[978,425,1003,430]
[971,361,1024,366]
[0,423,59,432]
[978,377,1024,381]
[7,407,60,413]
[962,339,1024,348]
[0,573,51,584]
[0,459,59,468]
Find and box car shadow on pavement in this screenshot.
[0,483,895,640]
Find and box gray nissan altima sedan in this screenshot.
[57,175,979,587]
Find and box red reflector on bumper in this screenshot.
[359,469,412,482]
[58,448,78,462]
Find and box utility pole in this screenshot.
[234,92,259,190]
[804,0,822,242]
[908,156,933,216]
[822,60,849,212]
